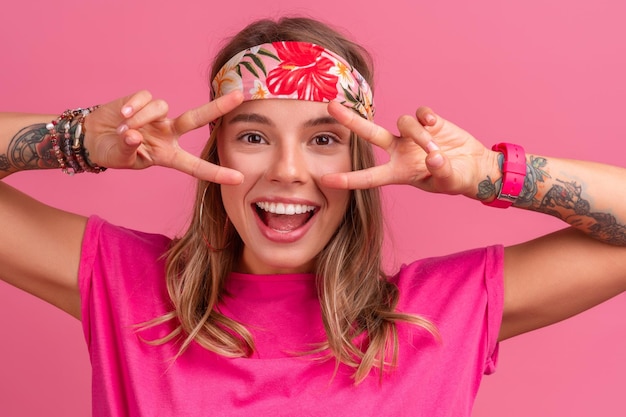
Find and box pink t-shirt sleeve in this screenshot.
[78,215,104,348]
[394,245,504,376]
[78,216,175,416]
[484,245,504,374]
[79,214,174,347]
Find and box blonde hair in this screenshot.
[145,16,436,384]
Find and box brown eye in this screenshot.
[313,134,334,146]
[241,133,266,144]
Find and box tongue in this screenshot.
[264,212,310,232]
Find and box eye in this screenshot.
[311,134,337,146]
[239,132,267,144]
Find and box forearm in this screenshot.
[480,153,626,245]
[0,113,60,179]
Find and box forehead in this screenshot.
[223,99,335,125]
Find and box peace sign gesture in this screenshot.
[84,90,245,184]
[322,101,498,198]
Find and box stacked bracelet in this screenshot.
[45,106,106,175]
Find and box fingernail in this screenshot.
[429,152,444,168]
[426,141,440,153]
[426,114,436,125]
[117,124,129,135]
[121,106,133,117]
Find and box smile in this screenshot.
[255,202,316,215]
[254,201,318,233]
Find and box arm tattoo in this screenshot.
[0,154,9,171]
[0,124,58,173]
[476,153,503,201]
[476,154,626,245]
[517,155,551,207]
[532,178,626,245]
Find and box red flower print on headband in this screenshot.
[266,42,339,102]
[211,41,376,120]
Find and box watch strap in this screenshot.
[483,142,526,208]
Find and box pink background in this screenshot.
[1,0,625,415]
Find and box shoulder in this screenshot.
[78,217,174,345]
[394,245,503,282]
[79,216,173,290]
[392,245,504,311]
[79,216,173,318]
[82,215,172,258]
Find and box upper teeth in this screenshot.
[256,202,316,215]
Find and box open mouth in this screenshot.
[254,202,317,232]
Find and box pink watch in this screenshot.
[483,142,526,209]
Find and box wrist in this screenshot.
[464,149,501,200]
[81,109,101,168]
[46,107,106,175]
[477,143,527,208]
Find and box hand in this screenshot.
[84,90,245,184]
[322,102,496,197]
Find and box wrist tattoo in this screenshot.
[0,154,9,171]
[0,124,58,173]
[476,153,504,201]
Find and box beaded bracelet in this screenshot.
[61,120,82,174]
[46,119,69,174]
[46,106,106,175]
[72,107,106,173]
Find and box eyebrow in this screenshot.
[227,113,340,128]
[228,113,274,126]
[302,116,341,128]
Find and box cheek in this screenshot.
[310,152,352,213]
[310,149,352,178]
[220,184,254,244]
[217,143,264,179]
[216,140,234,169]
[217,148,256,222]
[219,184,240,221]
[328,188,351,216]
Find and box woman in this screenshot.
[1,17,624,416]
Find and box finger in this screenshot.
[169,148,244,184]
[327,101,395,150]
[415,106,437,126]
[121,99,169,132]
[415,106,445,135]
[425,151,456,190]
[397,115,440,153]
[88,128,143,169]
[121,129,144,148]
[321,165,394,189]
[173,91,244,135]
[120,90,153,118]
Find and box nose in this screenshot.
[265,142,309,184]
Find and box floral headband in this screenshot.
[211,41,375,120]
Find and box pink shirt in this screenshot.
[79,216,503,416]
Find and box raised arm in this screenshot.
[495,156,626,339]
[0,90,245,319]
[409,112,626,340]
[0,113,88,318]
[324,102,626,340]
